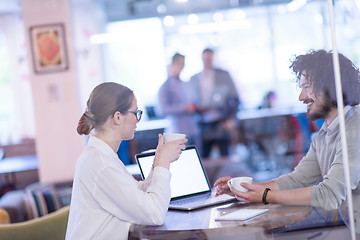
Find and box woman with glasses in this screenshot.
[66,82,187,240]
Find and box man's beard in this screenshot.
[306,98,333,121]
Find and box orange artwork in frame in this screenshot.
[30,23,69,74]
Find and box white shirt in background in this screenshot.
[200,69,215,106]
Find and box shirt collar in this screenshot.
[88,135,119,160]
[169,75,180,81]
[322,105,352,132]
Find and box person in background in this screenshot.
[252,90,282,158]
[66,82,187,240]
[215,49,360,231]
[157,53,200,147]
[258,91,277,109]
[190,48,240,158]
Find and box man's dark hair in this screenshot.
[290,49,360,106]
[202,48,214,54]
[172,53,184,63]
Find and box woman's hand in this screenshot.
[153,134,187,169]
[214,176,233,196]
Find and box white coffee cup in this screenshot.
[227,177,253,192]
[163,133,186,144]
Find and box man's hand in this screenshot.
[229,183,267,203]
[185,103,198,113]
[214,176,233,196]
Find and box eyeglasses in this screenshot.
[125,110,143,122]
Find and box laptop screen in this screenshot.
[135,146,211,199]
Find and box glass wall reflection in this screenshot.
[97,0,360,114]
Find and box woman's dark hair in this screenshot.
[290,49,360,107]
[77,82,134,135]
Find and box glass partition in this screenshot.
[98,0,360,235]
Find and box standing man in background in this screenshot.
[157,53,200,147]
[190,48,240,158]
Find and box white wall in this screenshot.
[0,13,35,142]
[20,0,83,183]
[71,0,105,110]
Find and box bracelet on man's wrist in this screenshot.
[262,188,271,205]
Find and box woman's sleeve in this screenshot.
[137,168,154,191]
[93,166,171,225]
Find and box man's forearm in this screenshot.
[267,186,312,206]
[258,180,280,191]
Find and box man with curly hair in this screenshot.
[215,49,360,231]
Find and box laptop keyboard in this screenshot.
[171,193,234,206]
[171,193,212,205]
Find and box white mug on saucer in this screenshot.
[227,177,253,192]
[163,133,186,144]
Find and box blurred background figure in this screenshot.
[190,48,240,158]
[258,91,277,109]
[157,53,200,147]
[240,91,283,171]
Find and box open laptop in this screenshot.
[135,146,236,211]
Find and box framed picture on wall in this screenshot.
[29,23,69,74]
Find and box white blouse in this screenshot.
[66,135,171,240]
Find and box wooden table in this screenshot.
[129,202,312,239]
[0,155,38,193]
[0,155,38,174]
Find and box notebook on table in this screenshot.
[214,208,269,221]
[135,146,236,211]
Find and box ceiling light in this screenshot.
[157,4,167,14]
[314,13,323,24]
[286,0,307,12]
[212,12,224,22]
[236,10,246,20]
[187,14,199,25]
[163,15,175,27]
